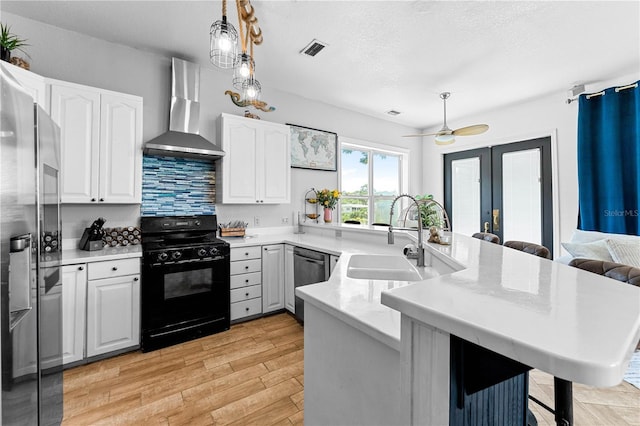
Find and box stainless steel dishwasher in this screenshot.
[293,246,330,323]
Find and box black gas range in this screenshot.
[140,215,230,352]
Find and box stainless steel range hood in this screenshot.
[144,58,225,159]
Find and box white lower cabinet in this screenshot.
[86,259,140,357]
[61,264,87,365]
[230,246,263,322]
[262,244,285,314]
[284,245,295,313]
[62,258,140,364]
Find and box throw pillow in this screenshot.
[606,239,640,268]
[561,239,614,261]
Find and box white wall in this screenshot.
[3,12,422,237]
[422,72,639,255]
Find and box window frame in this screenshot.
[339,136,410,225]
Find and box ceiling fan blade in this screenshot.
[452,124,489,136]
[402,132,440,137]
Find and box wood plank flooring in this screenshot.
[63,312,639,425]
[62,313,304,425]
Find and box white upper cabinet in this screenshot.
[50,80,143,204]
[219,114,290,204]
[3,62,48,112]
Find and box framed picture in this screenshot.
[288,124,338,171]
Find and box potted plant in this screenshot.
[416,194,444,228]
[0,23,29,63]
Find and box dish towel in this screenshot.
[623,351,640,389]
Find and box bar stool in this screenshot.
[503,240,569,425]
[503,240,551,259]
[471,232,501,244]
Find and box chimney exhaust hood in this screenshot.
[144,58,225,159]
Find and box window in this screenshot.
[340,138,408,225]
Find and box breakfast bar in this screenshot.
[296,228,640,425]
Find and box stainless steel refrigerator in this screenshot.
[0,63,63,425]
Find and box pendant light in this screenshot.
[209,0,239,69]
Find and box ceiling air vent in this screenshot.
[386,110,401,116]
[300,39,327,57]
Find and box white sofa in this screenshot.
[557,229,640,267]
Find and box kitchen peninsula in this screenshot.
[293,225,640,426]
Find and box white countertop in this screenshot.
[236,224,639,388]
[225,225,453,351]
[60,244,142,265]
[381,233,640,387]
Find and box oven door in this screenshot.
[141,256,230,350]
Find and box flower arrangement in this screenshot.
[315,188,340,210]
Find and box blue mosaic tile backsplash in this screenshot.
[142,155,216,216]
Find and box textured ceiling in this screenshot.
[2,1,639,130]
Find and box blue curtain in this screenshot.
[577,81,640,236]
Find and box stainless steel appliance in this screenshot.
[0,63,63,424]
[140,215,230,352]
[293,247,330,323]
[143,58,226,159]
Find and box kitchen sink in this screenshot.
[346,255,422,281]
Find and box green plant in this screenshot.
[0,23,29,57]
[416,194,444,228]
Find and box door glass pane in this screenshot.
[502,148,541,244]
[373,153,400,196]
[451,158,480,235]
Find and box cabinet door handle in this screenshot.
[112,266,118,271]
[91,198,96,202]
[99,198,105,202]
[78,266,84,271]
[133,277,139,281]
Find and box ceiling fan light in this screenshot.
[210,16,239,69]
[435,134,455,145]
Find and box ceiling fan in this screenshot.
[403,92,489,145]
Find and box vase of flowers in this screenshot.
[315,188,340,223]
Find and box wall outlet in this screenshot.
[254,216,260,226]
[281,217,289,224]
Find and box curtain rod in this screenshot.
[566,82,638,104]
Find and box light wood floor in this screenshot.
[63,312,639,425]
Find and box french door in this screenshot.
[444,137,553,256]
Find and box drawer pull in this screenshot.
[245,307,250,312]
[245,266,249,270]
[245,279,249,283]
[245,292,249,297]
[112,267,118,271]
[245,252,249,256]
[78,266,84,271]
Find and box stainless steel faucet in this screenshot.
[388,194,426,267]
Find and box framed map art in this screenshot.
[288,124,337,171]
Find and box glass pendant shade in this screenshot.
[241,75,262,103]
[233,53,255,89]
[210,16,239,69]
